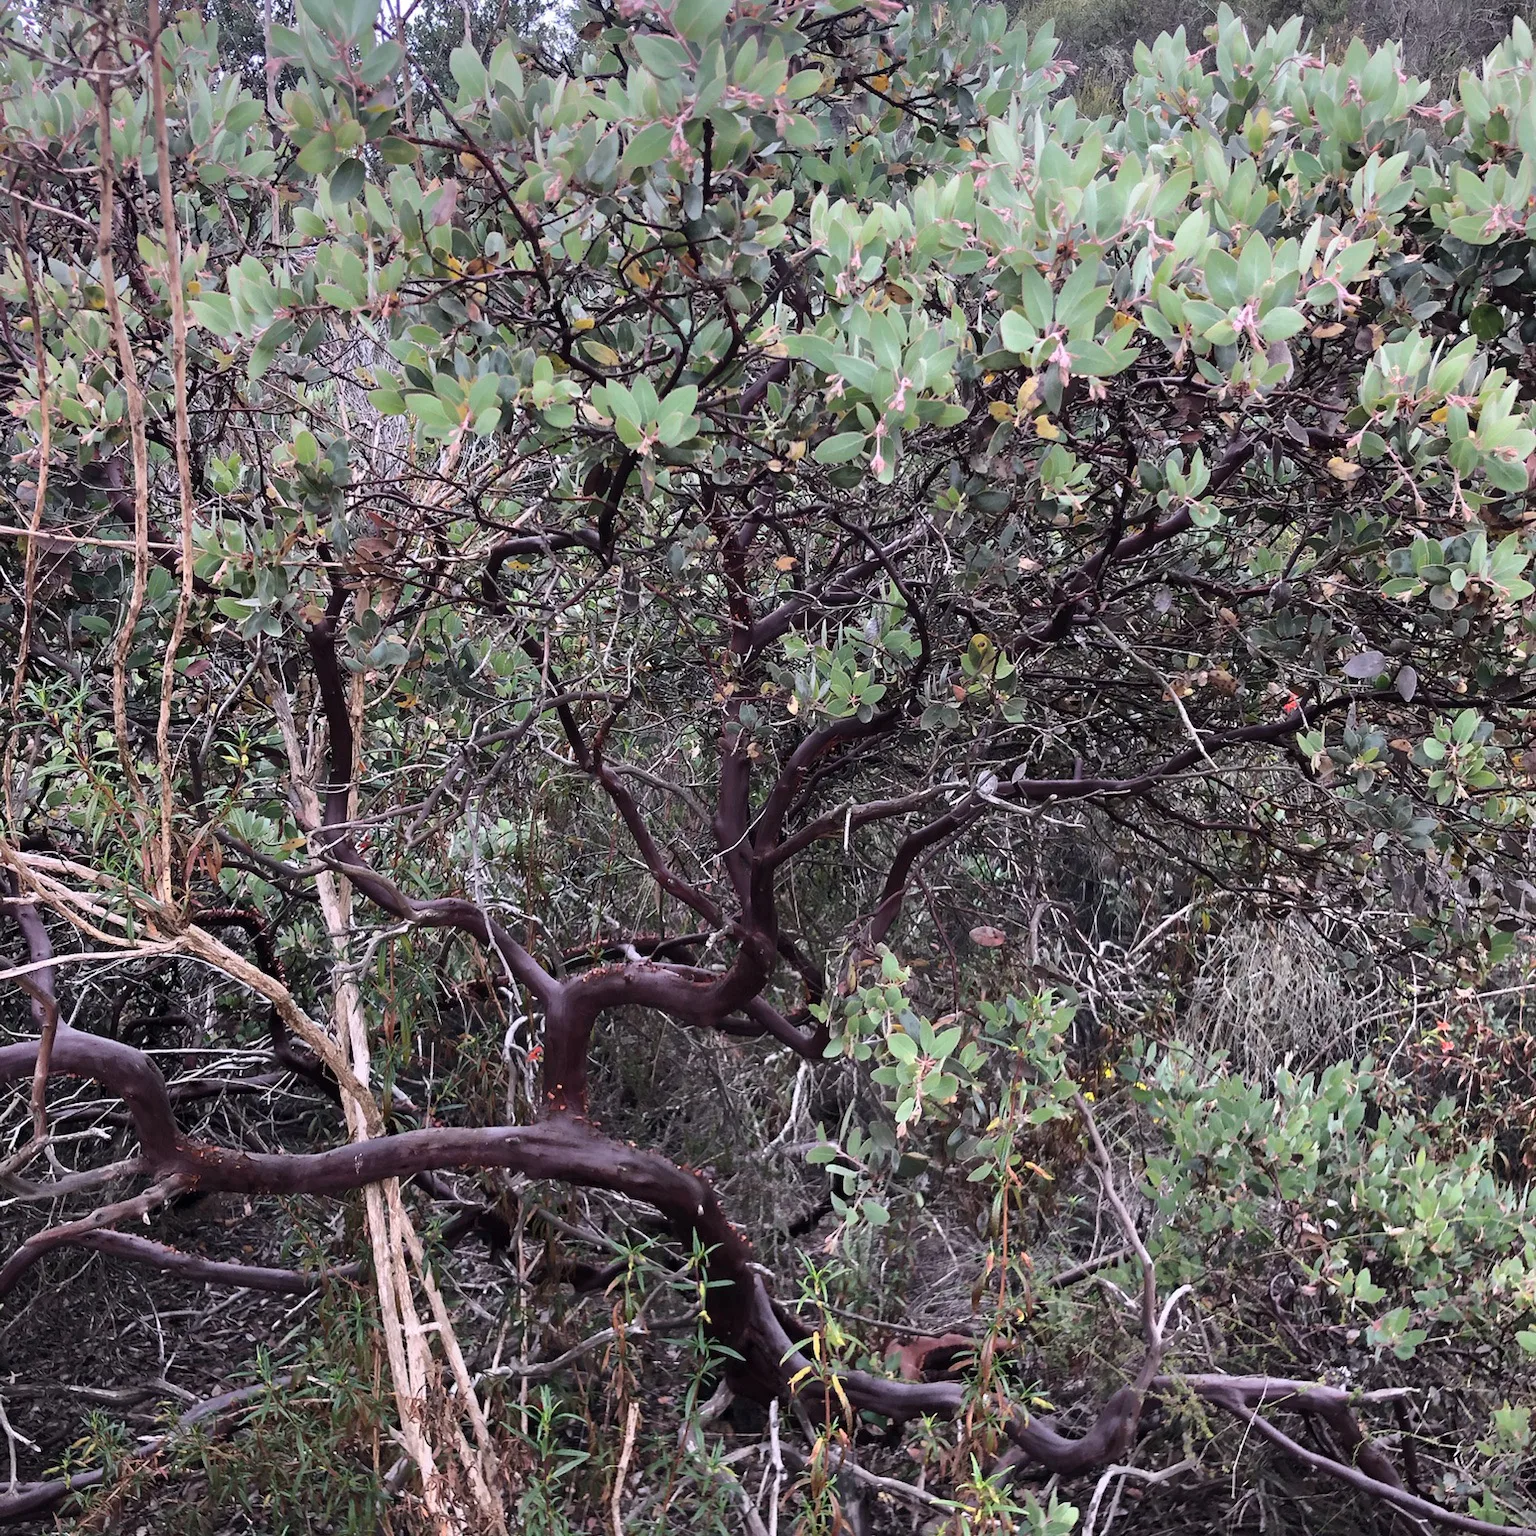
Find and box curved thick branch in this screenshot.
[753,711,899,858]
[0,1027,1512,1536]
[0,1175,189,1300]
[54,1230,363,1294]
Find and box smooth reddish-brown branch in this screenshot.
[824,508,932,695]
[0,1029,1121,1455]
[536,667,723,928]
[1024,434,1255,648]
[594,753,724,924]
[55,1230,363,1294]
[298,617,556,1005]
[752,711,900,858]
[483,525,603,579]
[737,994,827,1057]
[1166,1376,1405,1489]
[748,550,894,651]
[0,1174,189,1300]
[310,606,791,1110]
[304,596,799,1111]
[0,1028,775,1386]
[761,784,952,872]
[867,793,986,946]
[712,489,765,916]
[860,699,1339,946]
[1195,1380,1531,1536]
[1003,701,1340,803]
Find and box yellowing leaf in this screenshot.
[1326,456,1363,483]
[988,400,1014,421]
[1034,414,1061,440]
[1311,321,1345,339]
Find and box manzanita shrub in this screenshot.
[8,0,1536,1529]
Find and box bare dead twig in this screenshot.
[612,1399,640,1536]
[148,0,199,909]
[94,68,151,811]
[1083,1458,1199,1536]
